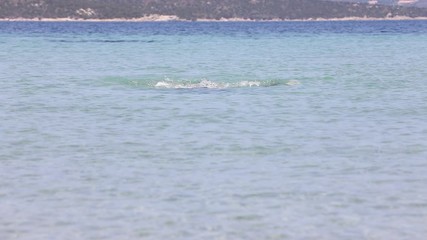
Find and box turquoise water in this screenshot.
[1,21,427,239]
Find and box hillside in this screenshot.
[1,0,427,20]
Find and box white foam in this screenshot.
[197,79,222,88]
[155,79,224,89]
[154,79,295,89]
[154,81,171,88]
[236,81,261,87]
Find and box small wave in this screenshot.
[154,79,300,89]
[154,79,264,89]
[103,77,299,89]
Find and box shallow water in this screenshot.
[1,21,427,239]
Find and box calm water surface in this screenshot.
[1,21,427,239]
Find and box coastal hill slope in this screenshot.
[1,0,427,20]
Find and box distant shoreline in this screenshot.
[1,15,427,22]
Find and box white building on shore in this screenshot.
[397,0,418,5]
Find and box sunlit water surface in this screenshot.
[1,21,427,239]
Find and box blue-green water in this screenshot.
[1,21,427,239]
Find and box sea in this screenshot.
[0,20,427,240]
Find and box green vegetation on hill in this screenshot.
[1,0,426,20]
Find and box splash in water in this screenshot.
[153,79,299,89]
[154,79,264,89]
[103,76,299,89]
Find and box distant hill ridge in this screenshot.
[1,0,427,20]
